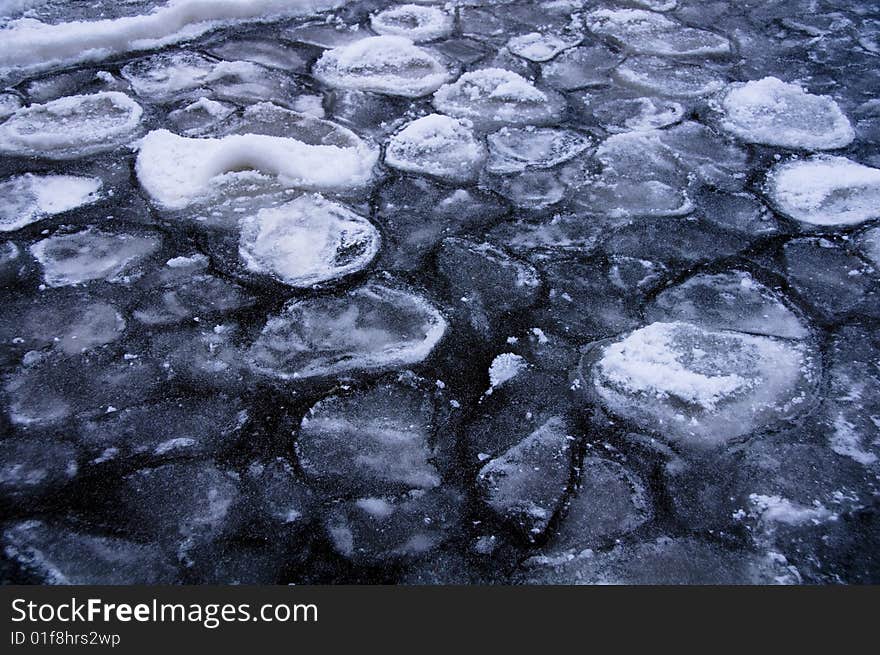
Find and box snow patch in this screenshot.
[135,129,377,210]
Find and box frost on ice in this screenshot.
[432,69,566,131]
[370,4,453,43]
[297,381,442,495]
[584,322,818,450]
[385,114,486,183]
[766,156,880,227]
[486,126,593,174]
[238,194,380,288]
[0,174,102,232]
[586,9,730,57]
[29,229,161,287]
[249,283,447,379]
[507,32,582,63]
[312,36,452,97]
[0,92,143,159]
[718,77,855,150]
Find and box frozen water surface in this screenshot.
[1,0,879,585]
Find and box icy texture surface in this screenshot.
[2,0,880,586]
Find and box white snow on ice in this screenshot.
[766,155,880,227]
[312,35,451,97]
[719,77,854,150]
[135,128,377,210]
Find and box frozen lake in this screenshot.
[0,0,878,584]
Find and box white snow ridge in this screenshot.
[135,129,377,210]
[0,0,347,77]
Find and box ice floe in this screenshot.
[385,114,486,183]
[0,174,102,232]
[249,283,447,379]
[298,380,442,495]
[718,77,854,150]
[583,321,818,450]
[29,229,161,287]
[238,194,380,288]
[0,92,142,159]
[313,35,452,97]
[765,156,880,227]
[477,416,573,539]
[486,126,592,174]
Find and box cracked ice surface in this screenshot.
[1,0,880,586]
